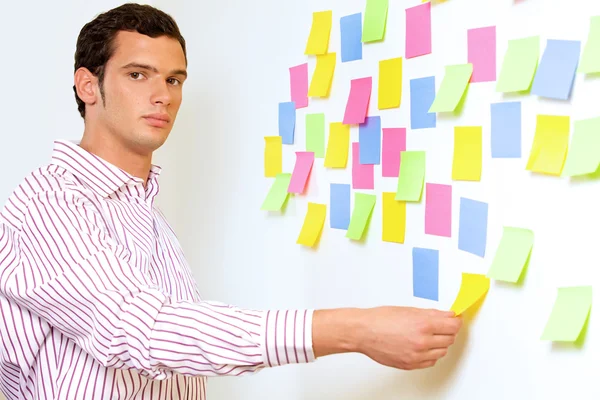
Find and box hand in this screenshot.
[355,306,462,370]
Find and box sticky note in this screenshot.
[261,173,292,211]
[458,198,488,257]
[297,203,327,247]
[341,13,363,62]
[487,227,533,282]
[541,286,592,342]
[429,64,473,113]
[362,0,388,43]
[526,115,570,176]
[496,36,540,93]
[412,247,439,301]
[343,77,372,125]
[425,183,452,237]
[410,77,436,129]
[563,117,600,176]
[308,53,336,98]
[264,136,282,177]
[346,193,377,240]
[382,192,406,243]
[579,16,600,73]
[378,57,403,109]
[396,151,425,201]
[491,102,521,158]
[450,273,490,316]
[289,63,308,109]
[324,122,350,168]
[288,152,314,194]
[306,113,325,158]
[278,102,296,145]
[382,128,406,177]
[405,3,431,59]
[359,116,381,165]
[330,183,351,229]
[468,26,496,82]
[453,126,482,181]
[352,142,374,189]
[305,10,332,55]
[531,39,581,100]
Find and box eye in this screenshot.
[167,77,181,86]
[129,72,144,80]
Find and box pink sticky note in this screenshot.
[425,183,452,237]
[405,3,432,59]
[343,77,372,125]
[382,128,407,177]
[352,142,374,189]
[290,63,308,108]
[288,152,314,194]
[468,26,496,83]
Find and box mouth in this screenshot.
[143,113,170,128]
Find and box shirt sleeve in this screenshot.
[0,189,315,380]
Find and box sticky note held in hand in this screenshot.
[450,273,490,316]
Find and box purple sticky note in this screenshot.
[405,3,431,59]
[288,152,314,194]
[289,63,308,108]
[382,128,406,177]
[468,26,497,83]
[343,77,372,125]
[352,142,374,189]
[425,183,452,237]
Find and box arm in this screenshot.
[312,307,462,370]
[0,189,314,380]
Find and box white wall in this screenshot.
[155,0,600,399]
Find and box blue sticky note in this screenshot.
[412,247,439,301]
[358,116,381,165]
[278,102,296,144]
[491,102,521,158]
[330,183,351,229]
[341,13,363,63]
[410,77,437,129]
[531,39,581,100]
[458,198,488,257]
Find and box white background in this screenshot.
[1,0,600,399]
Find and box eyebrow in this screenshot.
[120,62,187,78]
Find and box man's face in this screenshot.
[96,30,187,155]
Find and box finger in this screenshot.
[423,348,448,362]
[429,334,456,349]
[409,360,437,370]
[431,316,462,335]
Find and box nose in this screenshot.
[151,80,172,106]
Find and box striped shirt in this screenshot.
[0,139,314,400]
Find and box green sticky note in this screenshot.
[579,16,600,73]
[260,173,292,211]
[346,193,376,240]
[306,113,325,158]
[395,151,425,201]
[562,117,600,176]
[487,227,533,282]
[541,286,592,342]
[496,36,540,93]
[428,64,473,113]
[362,0,388,43]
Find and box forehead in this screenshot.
[109,30,187,68]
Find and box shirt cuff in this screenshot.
[262,309,315,367]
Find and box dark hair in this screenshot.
[73,3,187,119]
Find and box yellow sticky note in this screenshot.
[264,136,282,177]
[378,57,403,109]
[526,115,570,176]
[305,10,332,55]
[297,203,327,247]
[324,123,350,168]
[450,273,490,316]
[309,53,336,97]
[382,192,406,243]
[452,126,482,181]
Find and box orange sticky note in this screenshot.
[264,136,282,177]
[297,202,327,247]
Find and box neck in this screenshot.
[79,128,152,185]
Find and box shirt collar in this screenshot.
[50,139,162,198]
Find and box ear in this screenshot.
[74,67,99,107]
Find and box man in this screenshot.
[0,3,462,399]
